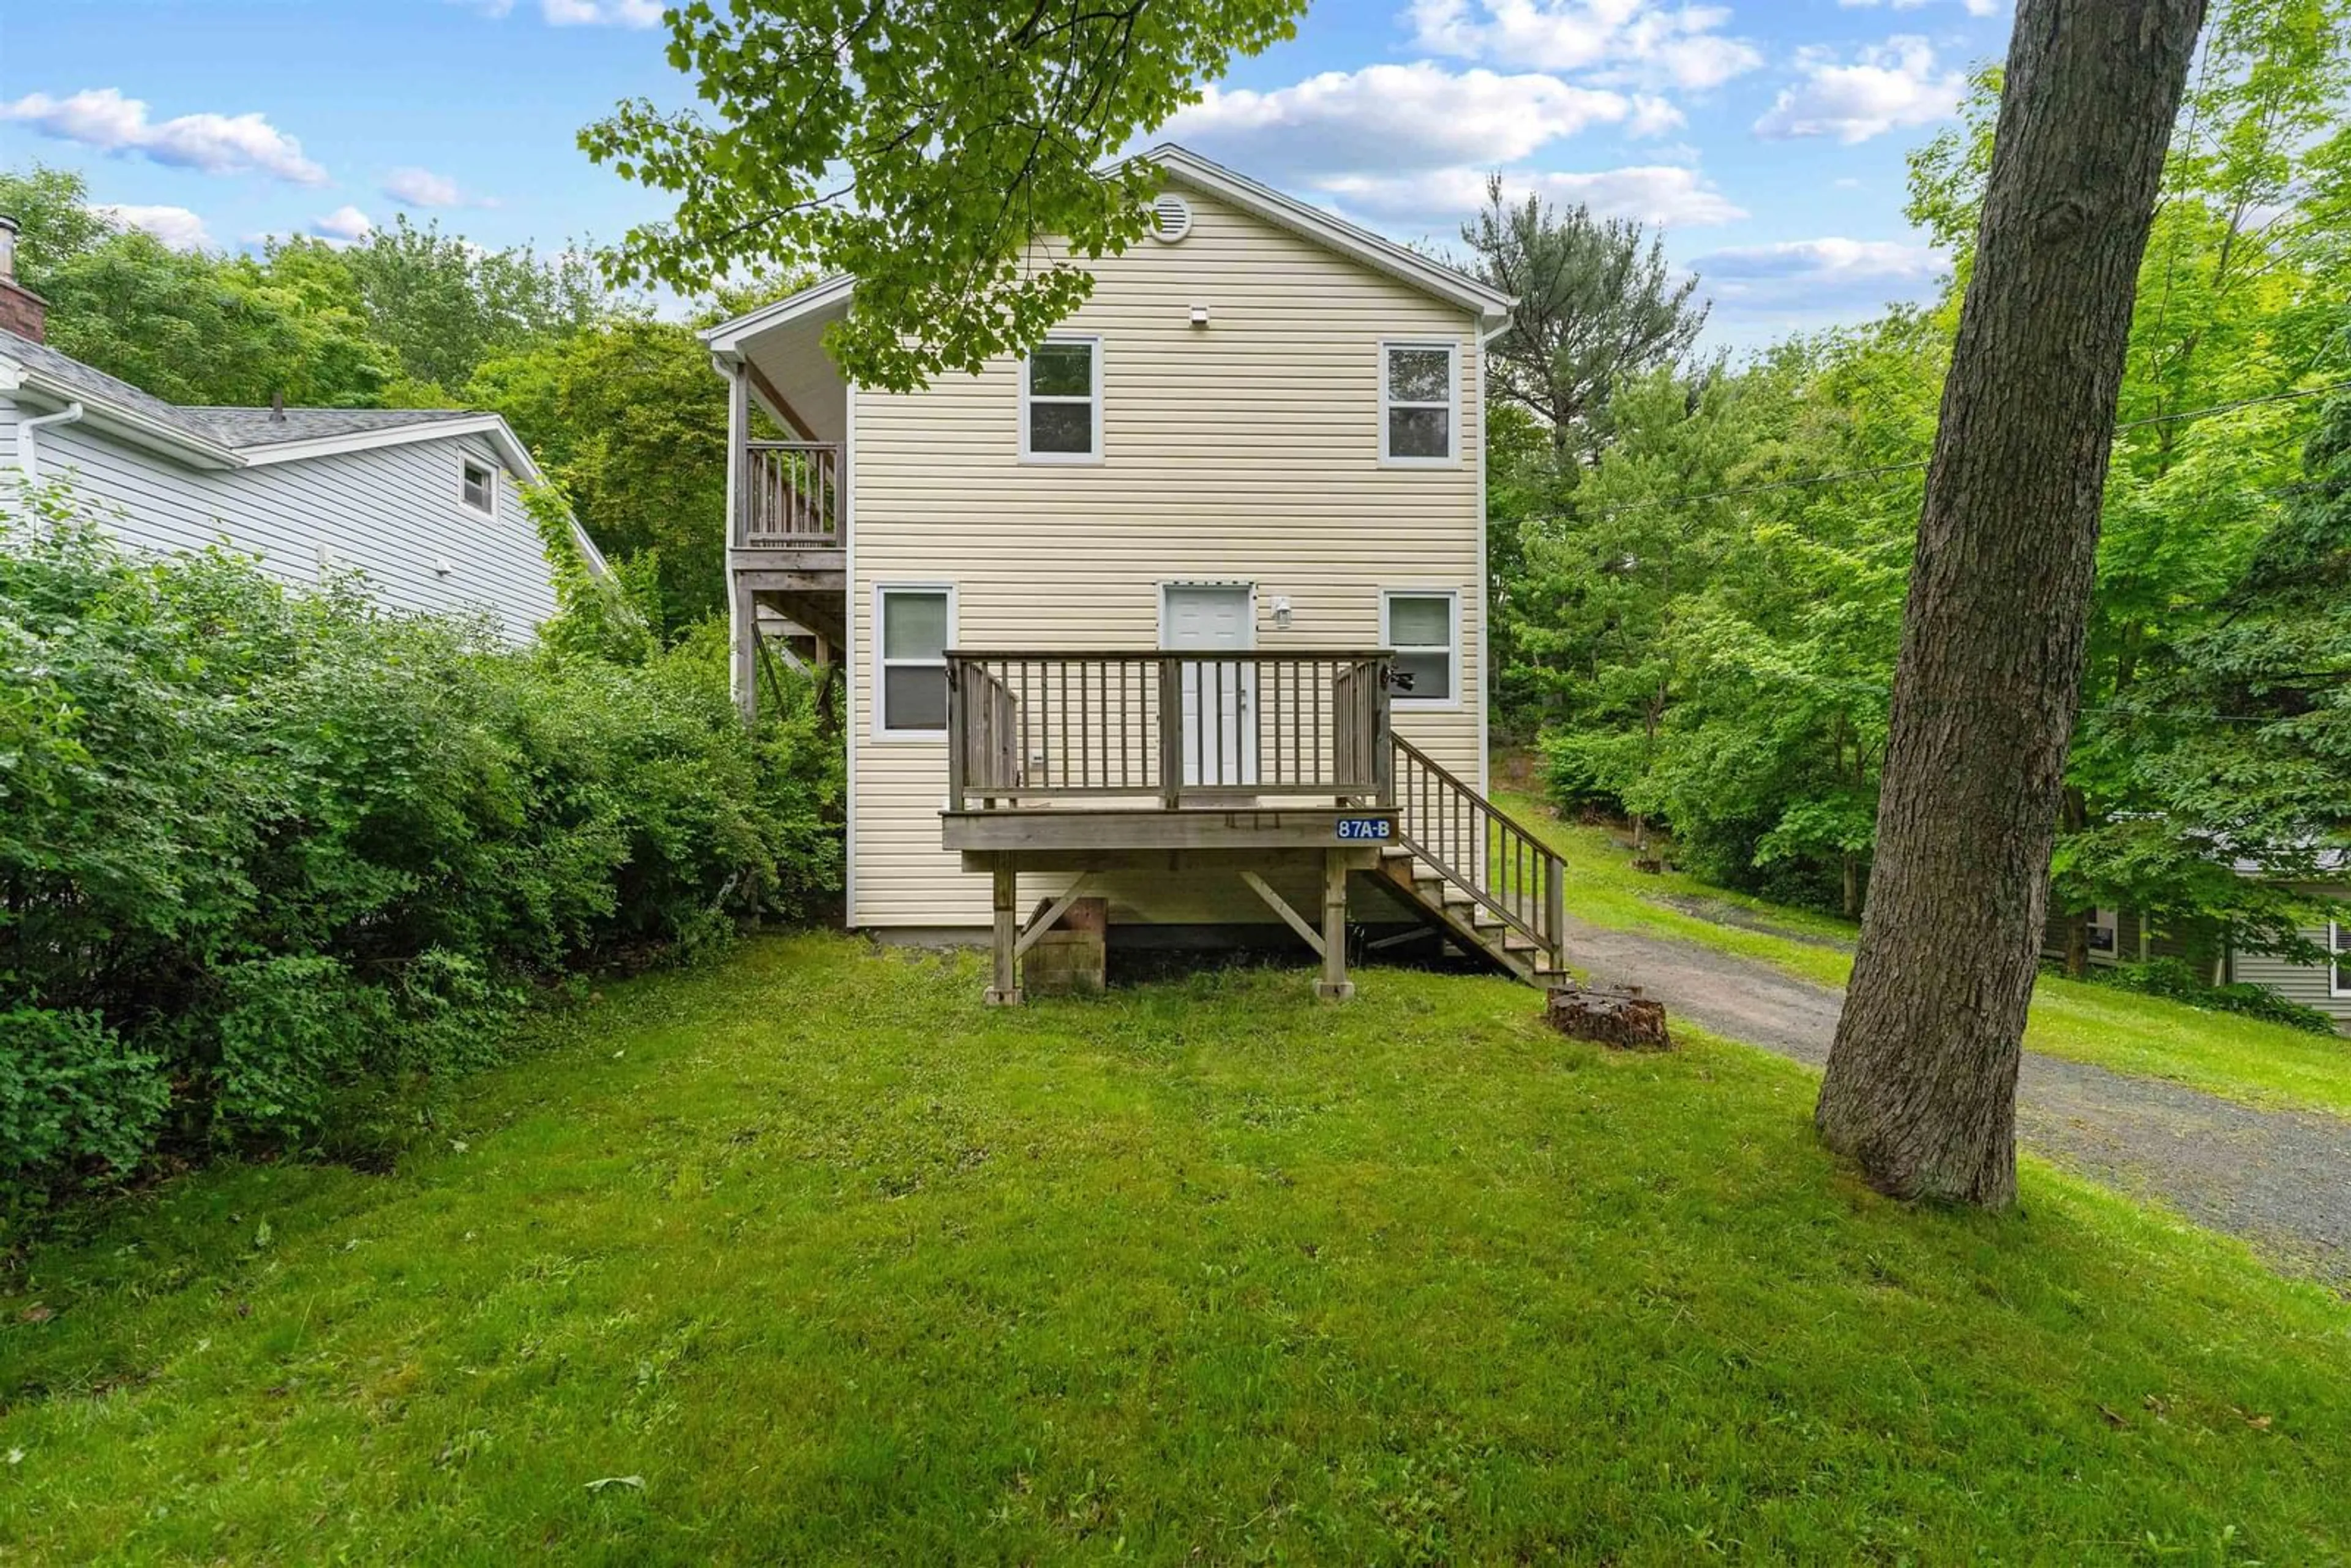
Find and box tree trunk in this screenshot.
[1815,0,2206,1207]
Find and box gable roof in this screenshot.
[0,327,546,480]
[702,141,1512,356]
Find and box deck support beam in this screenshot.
[987,855,1023,1005]
[1239,871,1324,958]
[1014,874,1093,960]
[1318,848,1354,1001]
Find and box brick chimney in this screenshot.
[0,216,48,343]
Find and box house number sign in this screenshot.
[1335,817,1394,842]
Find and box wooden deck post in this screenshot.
[729,574,757,722]
[1316,848,1354,1000]
[987,855,1023,1005]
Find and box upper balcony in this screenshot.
[732,440,841,552]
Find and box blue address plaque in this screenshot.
[1335,816,1393,842]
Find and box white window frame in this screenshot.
[1382,588,1462,711]
[459,456,498,517]
[2330,920,2351,999]
[2088,906,2119,957]
[1019,334,1104,465]
[872,582,958,743]
[1379,339,1460,468]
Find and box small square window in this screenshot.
[460,459,496,515]
[1384,590,1458,707]
[877,587,953,737]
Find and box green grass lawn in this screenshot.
[5,936,2349,1563]
[1497,790,2351,1119]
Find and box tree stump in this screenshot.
[1546,980,1671,1051]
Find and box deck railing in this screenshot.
[733,440,840,549]
[1392,734,1567,971]
[946,650,1394,812]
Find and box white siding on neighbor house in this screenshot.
[847,188,1487,930]
[10,416,558,641]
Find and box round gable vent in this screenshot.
[1150,193,1193,244]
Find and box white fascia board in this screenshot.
[233,413,537,475]
[701,273,856,357]
[9,369,240,470]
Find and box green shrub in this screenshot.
[0,481,842,1217]
[2097,958,2341,1036]
[0,1010,171,1206]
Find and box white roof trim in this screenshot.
[694,141,1513,354]
[6,365,241,470]
[234,413,542,479]
[702,273,855,357]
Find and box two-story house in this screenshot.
[704,145,1566,1000]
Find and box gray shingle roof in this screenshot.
[0,328,227,449]
[185,405,482,449]
[0,328,486,454]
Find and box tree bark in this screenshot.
[1815,0,2207,1207]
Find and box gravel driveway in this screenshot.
[1559,917,2351,1280]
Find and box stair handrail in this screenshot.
[1391,734,1567,973]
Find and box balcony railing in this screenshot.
[946,650,1394,812]
[733,440,840,549]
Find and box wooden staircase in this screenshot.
[1370,736,1571,988]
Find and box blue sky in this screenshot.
[0,0,2013,352]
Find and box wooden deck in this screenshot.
[939,650,1570,1003]
[729,440,845,717]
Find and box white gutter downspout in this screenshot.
[18,401,84,481]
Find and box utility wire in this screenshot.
[1562,378,2351,519]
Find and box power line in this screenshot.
[1561,379,2351,519]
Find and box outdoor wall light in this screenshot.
[1272,595,1293,629]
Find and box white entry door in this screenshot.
[1162,584,1256,788]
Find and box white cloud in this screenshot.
[312,204,375,242]
[1627,94,1686,138]
[381,165,495,209]
[1692,236,1946,309]
[541,0,664,23]
[1321,164,1747,233]
[0,88,328,184]
[1753,37,1965,144]
[1162,63,1632,179]
[92,202,211,250]
[1408,0,1763,89]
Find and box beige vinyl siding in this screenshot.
[849,189,1485,929]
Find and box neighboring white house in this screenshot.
[703,144,1559,999]
[0,222,591,642]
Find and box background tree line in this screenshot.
[1472,0,2351,980]
[0,165,746,641]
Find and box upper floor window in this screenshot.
[1022,337,1101,463]
[876,585,954,738]
[1381,342,1457,466]
[460,458,497,516]
[1384,589,1458,707]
